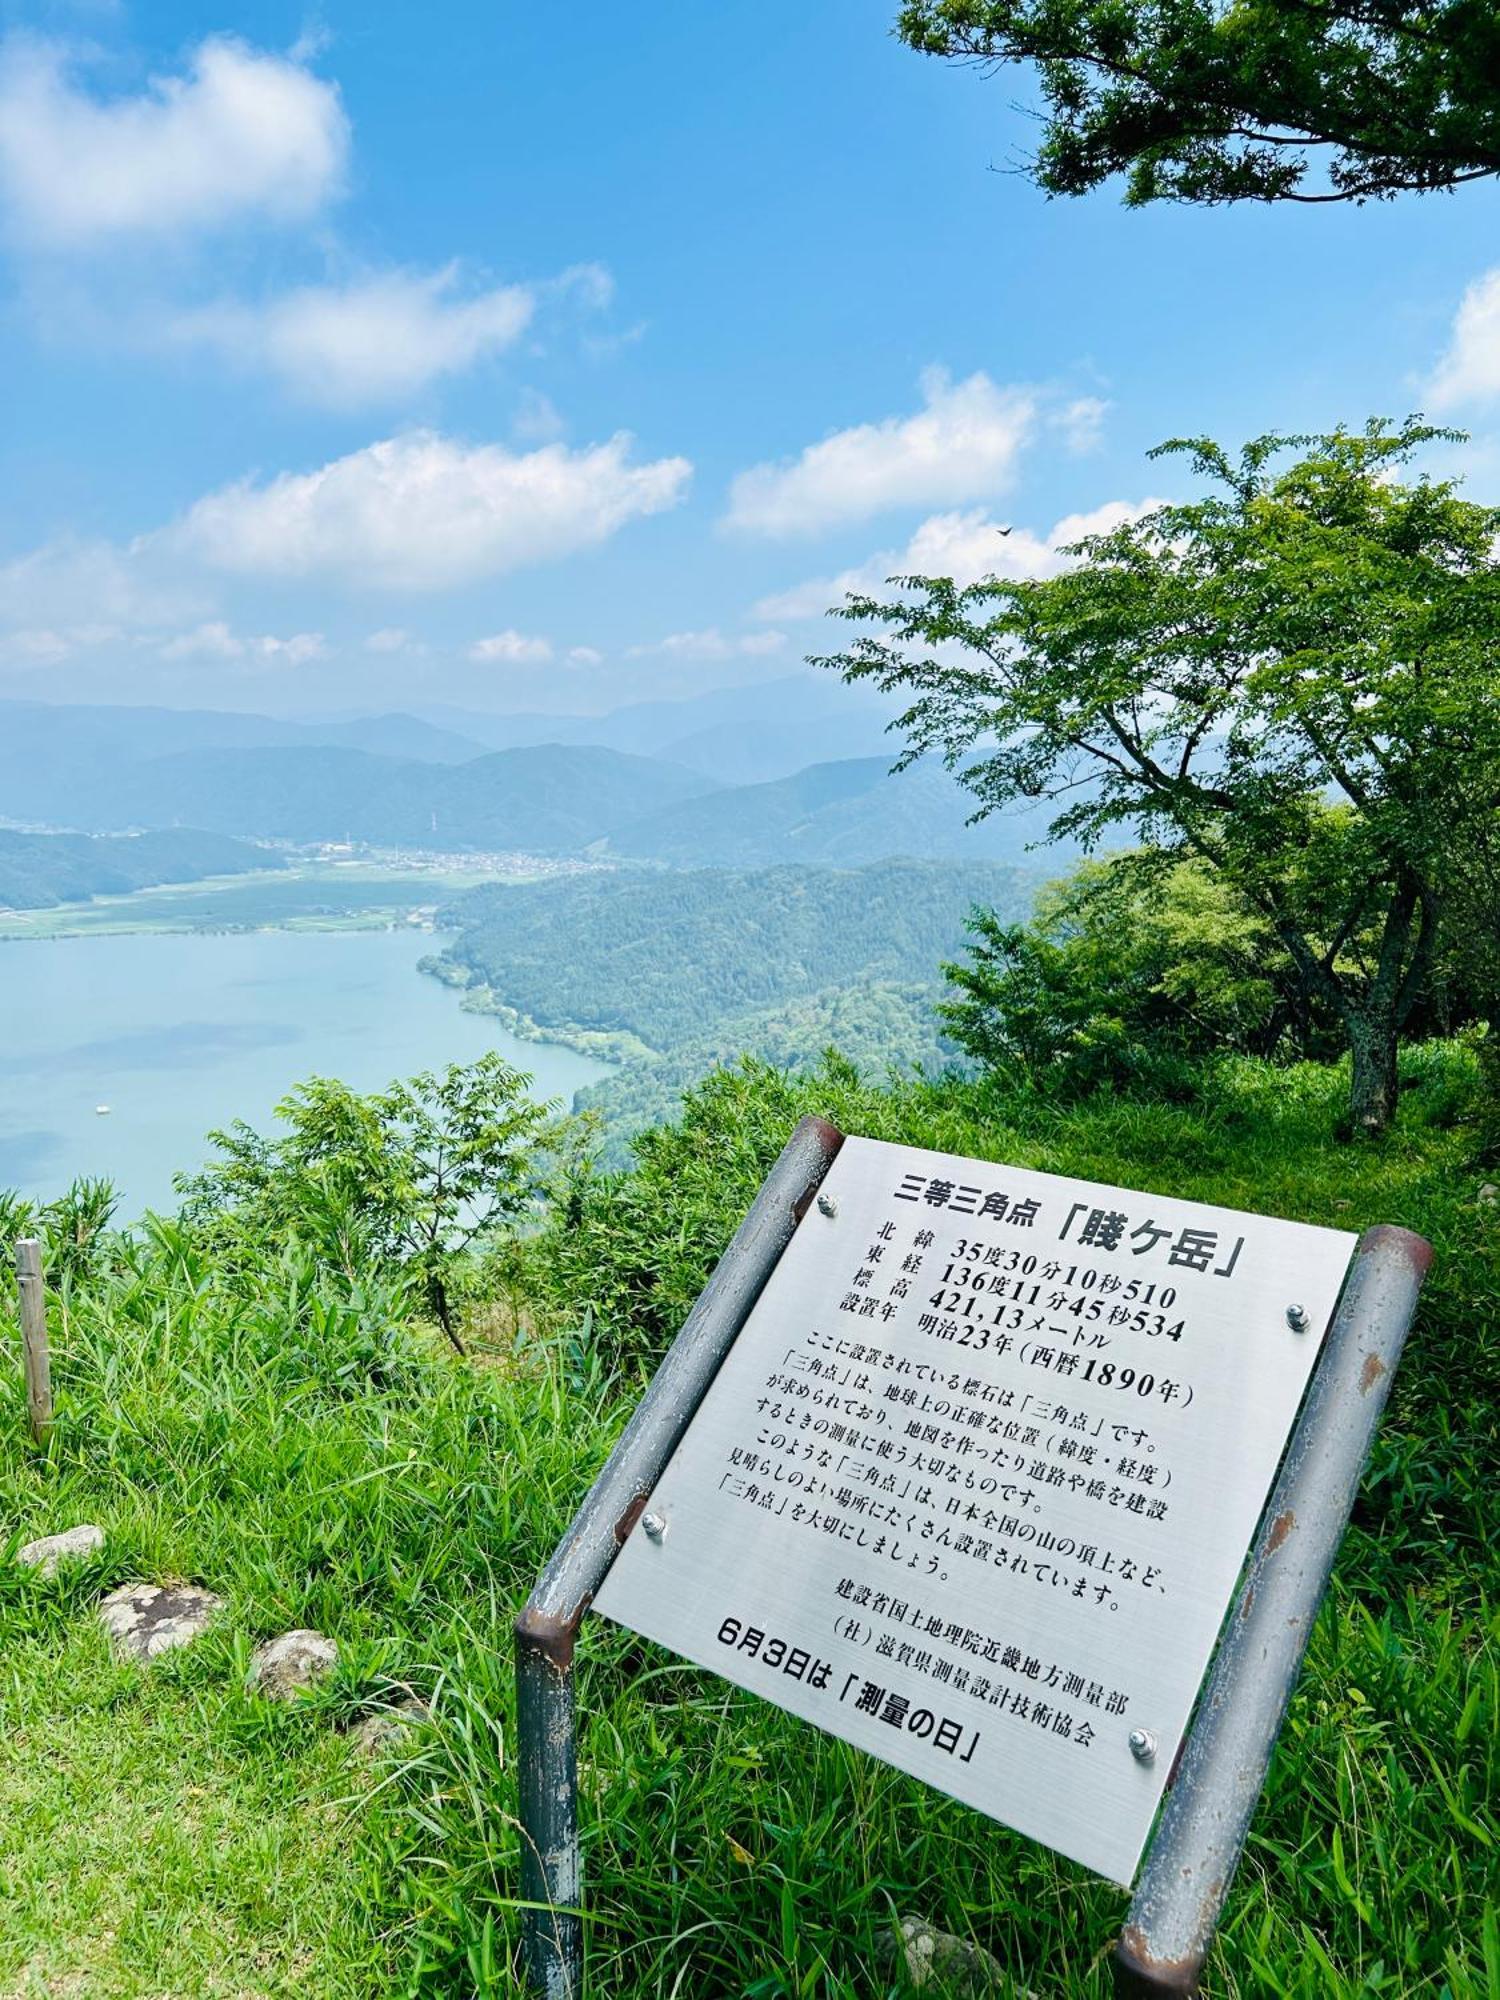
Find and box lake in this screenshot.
[0,929,609,1217]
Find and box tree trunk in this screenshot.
[1346,1011,1399,1137]
[428,1270,467,1356]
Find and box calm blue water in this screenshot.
[0,930,608,1217]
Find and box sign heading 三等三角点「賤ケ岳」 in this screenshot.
[594,1134,1356,1886]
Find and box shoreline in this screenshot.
[0,861,559,942]
[0,867,624,1075]
[416,954,647,1064]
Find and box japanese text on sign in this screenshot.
[594,1136,1355,1885]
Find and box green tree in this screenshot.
[896,0,1500,204]
[817,419,1500,1135]
[0,1177,119,1289]
[179,1053,556,1352]
[940,855,1341,1095]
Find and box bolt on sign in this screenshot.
[594,1136,1356,1886]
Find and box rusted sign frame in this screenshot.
[514,1117,1430,1999]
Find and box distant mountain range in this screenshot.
[0,685,1061,868]
[603,754,1053,866]
[19,742,719,851]
[414,674,900,783]
[0,699,482,796]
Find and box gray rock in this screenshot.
[247,1629,339,1699]
[16,1523,105,1576]
[351,1696,429,1758]
[896,1918,1009,1996]
[1478,1183,1498,1204]
[97,1581,223,1662]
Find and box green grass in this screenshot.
[2,1049,1497,1996]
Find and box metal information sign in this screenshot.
[594,1135,1356,1886]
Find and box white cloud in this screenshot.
[514,387,566,444]
[160,429,693,590]
[159,620,325,663]
[1427,267,1500,410]
[754,499,1164,620]
[723,369,1036,538]
[0,533,205,633]
[260,630,325,662]
[159,619,241,660]
[625,627,787,661]
[1054,396,1109,455]
[557,262,614,312]
[469,629,553,664]
[567,644,605,666]
[0,34,348,246]
[366,627,413,653]
[0,627,80,665]
[172,266,535,405]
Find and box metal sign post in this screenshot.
[514,1119,1429,1999]
[1111,1221,1430,1993]
[515,1116,846,2000]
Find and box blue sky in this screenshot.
[1,0,1497,718]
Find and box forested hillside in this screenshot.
[0,829,278,912]
[570,979,958,1141]
[433,858,1034,1139]
[435,858,1034,1052]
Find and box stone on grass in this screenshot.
[248,1629,339,1700]
[351,1696,429,1758]
[1478,1183,1498,1205]
[895,1918,1009,1996]
[16,1523,105,1577]
[97,1581,223,1662]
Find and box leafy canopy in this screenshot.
[179,1052,556,1351]
[939,855,1343,1097]
[817,418,1500,1130]
[896,0,1500,203]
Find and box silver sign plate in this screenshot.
[594,1136,1355,1884]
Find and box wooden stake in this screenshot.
[15,1237,52,1445]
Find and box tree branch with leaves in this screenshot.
[816,418,1500,1134]
[896,0,1500,203]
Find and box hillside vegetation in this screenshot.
[436,859,1034,1052]
[0,828,278,913]
[433,859,1035,1139]
[1,1048,1494,1997]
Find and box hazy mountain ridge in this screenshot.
[415,675,898,780]
[0,701,485,821]
[607,755,1061,867]
[10,742,721,851]
[0,688,1051,865]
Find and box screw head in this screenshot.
[1128,1727,1157,1765]
[641,1511,667,1542]
[816,1192,839,1218]
[1285,1303,1311,1333]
